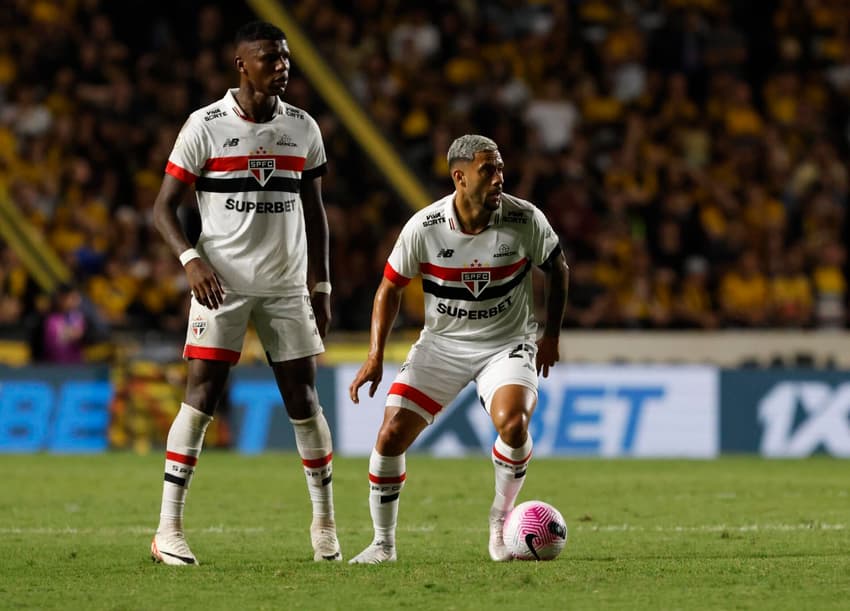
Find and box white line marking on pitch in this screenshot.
[0,523,844,535]
[578,523,846,532]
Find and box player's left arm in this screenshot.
[301,172,331,338]
[536,248,569,378]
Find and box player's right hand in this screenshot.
[185,259,225,309]
[349,357,382,404]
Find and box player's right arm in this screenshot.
[152,174,224,309]
[349,276,405,403]
[350,214,421,403]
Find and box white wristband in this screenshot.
[179,248,200,266]
[311,281,332,295]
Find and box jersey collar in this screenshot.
[445,192,502,234]
[227,88,282,123]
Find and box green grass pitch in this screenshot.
[1,453,848,610]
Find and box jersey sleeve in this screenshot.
[529,207,562,268]
[302,114,328,179]
[384,217,421,286]
[165,116,209,184]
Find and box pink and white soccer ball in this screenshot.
[503,500,568,561]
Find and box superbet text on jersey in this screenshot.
[385,192,561,346]
[165,89,327,297]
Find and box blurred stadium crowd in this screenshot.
[0,0,848,361]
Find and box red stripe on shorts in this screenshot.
[388,382,442,415]
[166,451,198,466]
[183,345,241,364]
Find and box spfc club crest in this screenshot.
[190,315,207,340]
[248,158,276,186]
[462,271,490,297]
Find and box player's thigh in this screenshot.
[386,339,476,425]
[251,294,324,363]
[184,293,252,364]
[476,340,539,420]
[184,358,233,415]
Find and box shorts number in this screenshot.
[508,343,535,360]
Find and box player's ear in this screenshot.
[235,57,246,74]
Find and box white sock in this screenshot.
[368,449,406,546]
[158,403,212,531]
[491,435,533,514]
[291,408,335,523]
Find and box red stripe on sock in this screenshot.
[302,453,332,468]
[369,472,406,484]
[492,446,532,465]
[166,451,198,466]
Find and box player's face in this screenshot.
[468,150,504,210]
[238,39,290,96]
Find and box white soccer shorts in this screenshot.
[386,335,539,424]
[183,292,324,364]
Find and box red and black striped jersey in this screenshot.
[385,192,561,346]
[166,89,327,296]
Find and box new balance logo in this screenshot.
[223,138,239,147]
[437,249,454,258]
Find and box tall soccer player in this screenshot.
[348,134,569,563]
[149,21,340,565]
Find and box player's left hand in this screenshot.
[536,335,560,378]
[310,292,331,339]
[349,354,383,403]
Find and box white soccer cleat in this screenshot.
[311,519,342,562]
[151,531,198,566]
[488,507,512,562]
[348,541,397,564]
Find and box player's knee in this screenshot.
[496,411,529,448]
[375,420,414,456]
[283,395,318,420]
[278,385,319,420]
[184,381,224,415]
[374,426,402,455]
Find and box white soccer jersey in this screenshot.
[166,89,327,296]
[385,192,561,346]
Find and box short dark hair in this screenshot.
[235,20,286,45]
[447,134,498,168]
